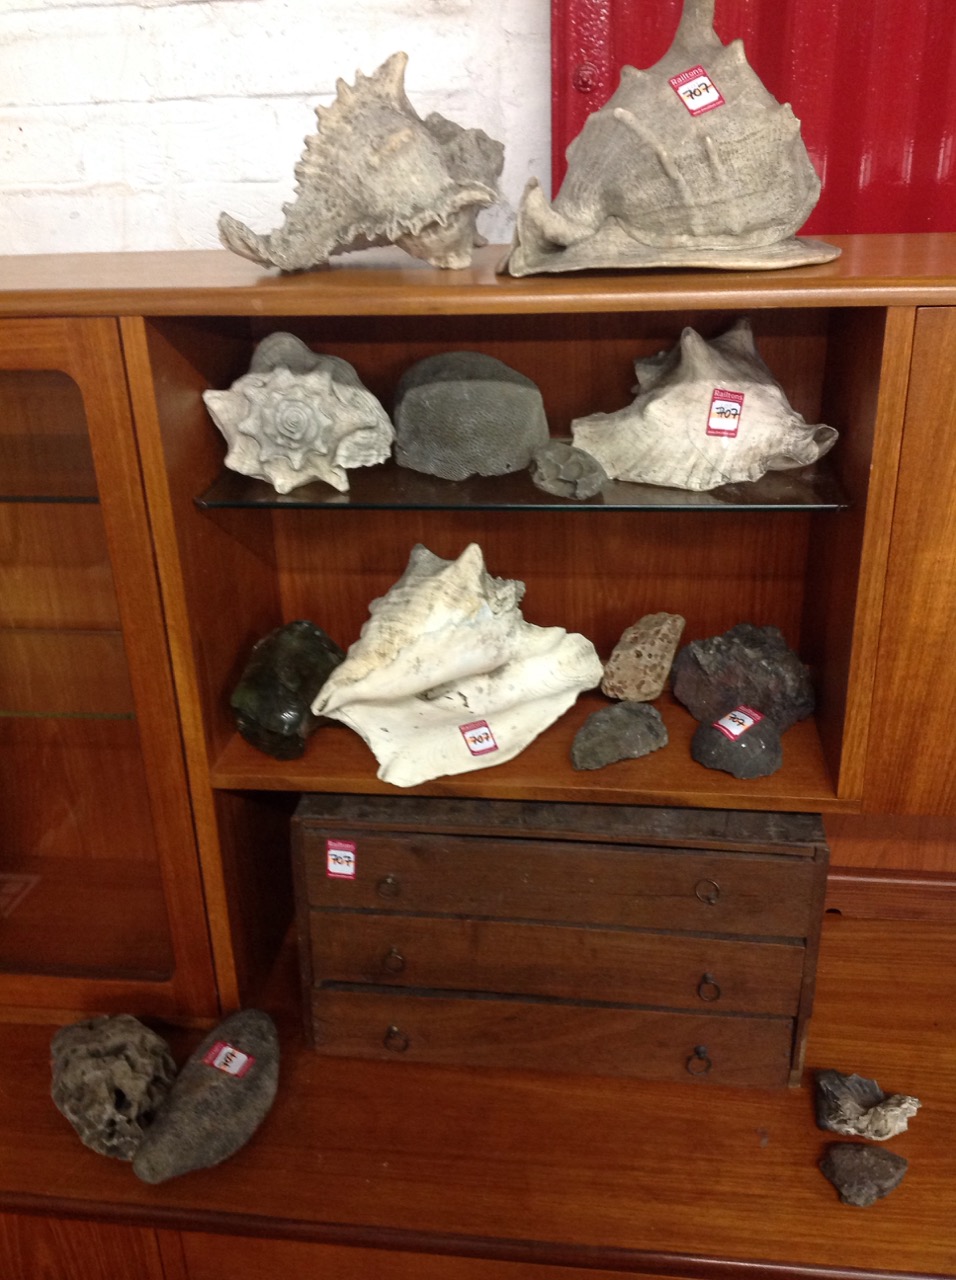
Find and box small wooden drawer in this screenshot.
[309,913,806,1015]
[311,988,796,1088]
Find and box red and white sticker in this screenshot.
[326,838,356,879]
[459,719,499,757]
[203,1041,254,1077]
[707,389,745,438]
[669,65,725,115]
[714,706,764,741]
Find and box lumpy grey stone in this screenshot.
[530,440,607,500]
[691,707,783,779]
[132,1009,279,1184]
[602,612,686,701]
[815,1069,921,1141]
[672,623,814,731]
[50,1014,176,1160]
[394,351,549,480]
[231,620,345,759]
[571,701,668,770]
[819,1142,908,1206]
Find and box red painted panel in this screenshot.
[552,0,956,233]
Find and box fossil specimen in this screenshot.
[815,1069,922,1142]
[571,319,838,492]
[219,52,503,271]
[50,1015,176,1160]
[312,542,603,787]
[204,349,393,494]
[502,0,838,276]
[530,440,608,501]
[602,612,686,700]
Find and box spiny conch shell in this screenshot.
[219,52,504,271]
[571,318,838,491]
[312,543,603,787]
[203,335,393,494]
[501,0,839,276]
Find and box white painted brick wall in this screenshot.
[0,0,551,255]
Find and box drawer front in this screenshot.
[301,832,817,936]
[311,988,795,1087]
[310,914,806,1015]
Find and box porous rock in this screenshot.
[602,612,686,700]
[672,623,814,730]
[394,352,549,481]
[530,440,608,500]
[691,705,782,779]
[231,620,346,759]
[571,701,668,770]
[815,1069,921,1142]
[819,1143,908,1207]
[132,1010,279,1184]
[51,1014,176,1160]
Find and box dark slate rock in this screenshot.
[51,1014,176,1160]
[571,701,668,770]
[819,1142,908,1206]
[394,351,549,480]
[691,705,782,779]
[671,623,814,731]
[530,440,608,500]
[132,1009,279,1184]
[231,620,345,759]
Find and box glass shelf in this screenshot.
[197,456,849,514]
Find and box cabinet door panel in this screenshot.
[0,1213,164,1280]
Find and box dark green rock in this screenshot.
[132,1009,279,1184]
[231,620,345,759]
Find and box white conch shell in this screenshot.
[571,318,838,492]
[502,0,838,275]
[203,354,393,494]
[312,543,603,787]
[219,52,504,271]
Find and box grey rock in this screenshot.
[672,623,814,730]
[571,701,668,770]
[815,1069,921,1141]
[530,440,607,500]
[691,706,782,779]
[394,351,549,480]
[132,1009,279,1184]
[819,1142,908,1207]
[50,1014,176,1160]
[602,612,686,701]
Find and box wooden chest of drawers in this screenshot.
[292,796,828,1087]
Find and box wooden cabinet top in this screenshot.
[3,234,956,317]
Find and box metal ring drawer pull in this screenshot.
[382,946,406,974]
[694,878,721,905]
[383,1025,410,1053]
[376,874,401,900]
[697,972,721,1002]
[686,1045,713,1076]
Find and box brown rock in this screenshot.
[601,612,685,700]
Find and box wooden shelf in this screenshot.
[210,691,850,813]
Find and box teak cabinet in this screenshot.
[0,236,955,1018]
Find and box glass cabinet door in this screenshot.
[0,319,216,1018]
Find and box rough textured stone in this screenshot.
[51,1014,176,1161]
[819,1142,908,1207]
[132,1010,279,1184]
[394,351,549,480]
[691,705,782,779]
[602,612,686,701]
[530,440,607,501]
[231,620,345,759]
[571,701,668,770]
[815,1069,921,1141]
[672,623,814,730]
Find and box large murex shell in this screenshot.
[219,52,504,271]
[312,543,603,787]
[502,0,839,276]
[204,334,393,494]
[571,318,837,491]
